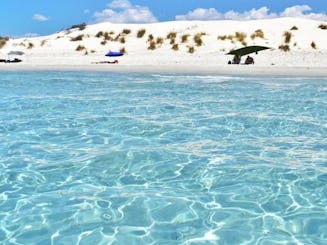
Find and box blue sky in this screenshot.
[1,0,326,37]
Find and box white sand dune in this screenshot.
[1,17,327,75]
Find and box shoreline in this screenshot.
[1,64,327,77]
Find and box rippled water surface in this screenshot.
[0,71,326,244]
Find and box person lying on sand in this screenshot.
[92,60,119,64]
[0,58,22,63]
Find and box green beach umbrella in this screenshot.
[227,45,270,56]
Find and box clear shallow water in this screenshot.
[0,71,326,245]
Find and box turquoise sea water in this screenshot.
[0,71,326,244]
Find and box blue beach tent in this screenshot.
[105,51,124,57]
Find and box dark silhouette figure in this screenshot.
[232,55,241,64]
[245,56,254,65]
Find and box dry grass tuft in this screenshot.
[156,37,164,46]
[283,31,292,43]
[40,40,47,47]
[318,24,327,30]
[311,41,317,49]
[76,45,85,51]
[172,44,179,51]
[148,40,156,50]
[279,44,290,52]
[119,37,125,44]
[122,29,131,35]
[250,29,264,39]
[181,34,190,43]
[114,34,121,42]
[235,32,247,43]
[167,32,177,40]
[148,34,154,42]
[219,32,246,44]
[187,46,195,54]
[71,35,84,41]
[194,33,205,46]
[137,29,146,38]
[27,42,34,49]
[0,36,9,49]
[218,35,227,41]
[103,32,112,41]
[96,31,104,38]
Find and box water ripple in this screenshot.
[0,72,326,244]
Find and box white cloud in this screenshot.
[93,0,157,23]
[175,5,327,21]
[175,8,222,21]
[224,7,278,20]
[32,14,50,22]
[176,7,277,21]
[109,0,132,9]
[280,5,327,21]
[281,5,312,17]
[24,33,40,37]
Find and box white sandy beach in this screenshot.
[1,17,327,76]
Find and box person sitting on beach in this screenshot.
[232,55,241,64]
[245,56,254,65]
